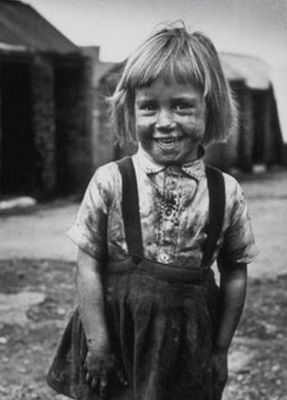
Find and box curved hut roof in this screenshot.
[220,52,270,89]
[0,0,79,54]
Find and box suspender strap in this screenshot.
[201,165,226,268]
[117,158,225,268]
[117,157,143,263]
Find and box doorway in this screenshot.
[0,60,36,196]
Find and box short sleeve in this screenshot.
[218,176,258,266]
[68,165,113,260]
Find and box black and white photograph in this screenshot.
[0,0,286,399]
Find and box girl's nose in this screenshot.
[155,109,175,131]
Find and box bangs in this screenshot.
[110,25,237,146]
[124,31,212,96]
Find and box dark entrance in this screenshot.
[252,89,267,164]
[0,60,36,196]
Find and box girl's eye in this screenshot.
[139,102,157,114]
[173,103,194,113]
[139,102,157,116]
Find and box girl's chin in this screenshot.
[151,141,198,164]
[140,138,200,164]
[151,149,194,165]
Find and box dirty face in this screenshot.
[134,77,207,165]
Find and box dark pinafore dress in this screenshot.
[47,157,226,400]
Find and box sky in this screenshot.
[24,0,287,139]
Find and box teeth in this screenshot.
[158,139,176,144]
[155,137,184,150]
[155,138,179,150]
[155,137,180,144]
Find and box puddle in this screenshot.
[229,348,257,373]
[0,292,45,326]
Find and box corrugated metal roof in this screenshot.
[0,0,79,54]
[220,52,271,89]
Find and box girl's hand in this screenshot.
[212,350,228,400]
[84,339,115,398]
[84,340,128,398]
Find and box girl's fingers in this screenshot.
[116,368,128,386]
[85,371,92,385]
[86,371,108,398]
[86,371,99,390]
[91,377,99,390]
[99,375,108,399]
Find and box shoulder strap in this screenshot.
[201,165,226,269]
[117,157,143,264]
[117,158,225,268]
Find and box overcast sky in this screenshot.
[24,0,287,138]
[24,0,286,64]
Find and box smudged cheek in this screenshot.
[178,119,206,141]
[135,122,155,145]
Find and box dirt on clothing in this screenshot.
[0,259,287,400]
[0,168,287,399]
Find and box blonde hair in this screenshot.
[109,23,237,146]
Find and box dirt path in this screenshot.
[0,203,78,261]
[240,169,287,278]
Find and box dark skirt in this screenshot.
[47,259,220,400]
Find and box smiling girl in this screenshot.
[134,78,206,164]
[47,24,258,400]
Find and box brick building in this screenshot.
[0,0,93,198]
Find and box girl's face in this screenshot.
[134,77,206,165]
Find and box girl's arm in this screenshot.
[77,248,108,346]
[76,249,114,395]
[215,262,247,352]
[212,262,247,399]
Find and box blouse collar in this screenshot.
[133,144,205,181]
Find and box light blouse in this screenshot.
[68,146,258,269]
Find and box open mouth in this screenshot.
[154,137,184,150]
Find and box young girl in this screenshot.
[47,24,258,400]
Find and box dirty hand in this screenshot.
[85,339,128,399]
[84,338,114,398]
[212,350,228,400]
